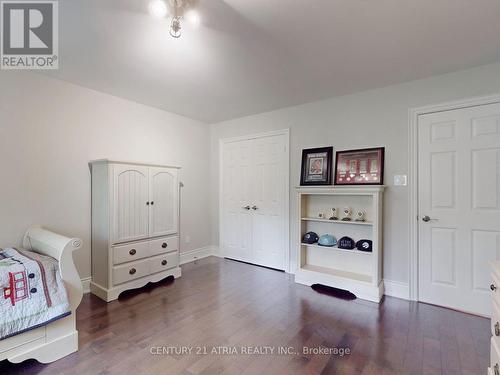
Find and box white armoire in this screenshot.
[89,160,181,302]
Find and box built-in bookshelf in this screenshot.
[295,185,385,302]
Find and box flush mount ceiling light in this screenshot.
[149,0,200,39]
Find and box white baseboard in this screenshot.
[383,279,409,300]
[211,246,221,258]
[180,246,218,265]
[81,277,91,294]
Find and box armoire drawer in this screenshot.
[149,252,179,275]
[113,241,149,265]
[149,236,179,257]
[113,258,150,285]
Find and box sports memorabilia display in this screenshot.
[300,147,333,186]
[341,207,352,221]
[355,209,366,222]
[302,232,319,244]
[329,208,338,221]
[338,236,356,250]
[318,234,337,247]
[356,239,372,252]
[302,231,372,252]
[334,147,385,185]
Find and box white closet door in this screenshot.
[149,167,179,237]
[112,165,149,244]
[221,132,288,270]
[251,135,287,270]
[221,140,253,262]
[418,102,500,316]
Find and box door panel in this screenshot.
[221,140,253,262]
[418,102,500,316]
[149,167,178,237]
[251,135,286,270]
[112,165,149,244]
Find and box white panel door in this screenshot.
[221,140,253,262]
[112,165,149,244]
[149,167,178,237]
[418,102,500,316]
[251,135,287,270]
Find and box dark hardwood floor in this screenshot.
[0,256,489,375]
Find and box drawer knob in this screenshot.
[492,284,498,291]
[161,260,167,266]
[162,242,168,249]
[496,322,500,337]
[129,249,136,256]
[129,268,136,275]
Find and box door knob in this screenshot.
[251,206,258,210]
[242,205,250,210]
[422,215,435,222]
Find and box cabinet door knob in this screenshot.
[162,242,168,248]
[129,249,136,256]
[495,322,500,336]
[161,260,167,266]
[129,268,136,275]
[491,284,497,291]
[242,205,250,210]
[151,201,154,205]
[251,205,258,210]
[146,202,150,206]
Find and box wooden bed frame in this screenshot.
[0,226,83,363]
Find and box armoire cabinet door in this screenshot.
[112,165,150,244]
[149,167,179,237]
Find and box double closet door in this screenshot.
[221,132,288,270]
[112,165,179,244]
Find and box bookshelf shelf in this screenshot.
[295,186,385,302]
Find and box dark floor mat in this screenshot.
[311,283,357,300]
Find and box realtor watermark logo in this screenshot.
[1,0,58,69]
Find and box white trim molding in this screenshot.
[383,279,410,300]
[408,93,500,301]
[81,277,91,294]
[180,246,219,265]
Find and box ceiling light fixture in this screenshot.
[149,0,168,19]
[149,0,200,39]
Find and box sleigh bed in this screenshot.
[0,226,83,363]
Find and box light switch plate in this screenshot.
[394,175,407,186]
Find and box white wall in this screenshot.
[0,72,212,280]
[210,62,500,285]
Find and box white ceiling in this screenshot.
[46,0,500,123]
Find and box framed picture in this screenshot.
[300,147,333,185]
[334,147,385,185]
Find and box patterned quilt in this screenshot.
[0,248,71,340]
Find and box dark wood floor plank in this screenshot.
[0,257,491,375]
